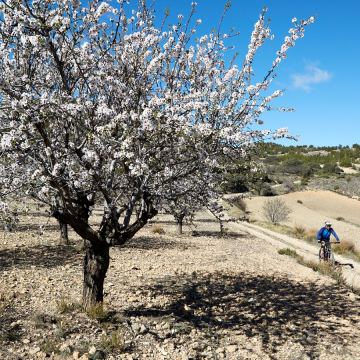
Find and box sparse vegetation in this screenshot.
[40,338,60,355]
[263,198,292,224]
[99,330,126,353]
[278,248,298,258]
[86,303,110,322]
[56,298,80,314]
[151,225,166,235]
[293,225,306,239]
[278,248,346,286]
[333,240,360,262]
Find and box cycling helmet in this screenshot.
[324,221,332,226]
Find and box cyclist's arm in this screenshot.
[316,228,324,241]
[331,229,340,242]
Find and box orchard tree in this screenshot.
[0,0,313,308]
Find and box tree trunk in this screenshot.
[59,220,69,245]
[177,218,183,235]
[82,241,110,310]
[175,213,185,235]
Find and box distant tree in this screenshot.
[263,198,291,224]
[0,0,313,308]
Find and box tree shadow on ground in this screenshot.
[124,271,360,359]
[0,304,26,344]
[14,223,60,232]
[0,244,82,270]
[122,236,197,251]
[191,230,247,239]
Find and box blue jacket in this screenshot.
[316,227,340,242]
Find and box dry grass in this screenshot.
[278,248,298,258]
[304,228,318,243]
[151,225,166,235]
[56,297,81,314]
[86,303,110,322]
[278,248,346,286]
[272,223,360,262]
[333,239,360,261]
[293,225,306,239]
[99,330,126,353]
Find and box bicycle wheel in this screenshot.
[319,247,325,261]
[328,249,335,265]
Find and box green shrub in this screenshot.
[278,248,298,258]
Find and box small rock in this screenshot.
[73,351,80,359]
[139,324,147,334]
[226,345,238,353]
[35,351,47,359]
[22,338,30,344]
[29,347,41,355]
[89,345,97,355]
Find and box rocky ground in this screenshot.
[308,175,360,199]
[1,209,360,359]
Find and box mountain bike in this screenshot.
[318,241,354,269]
[318,241,336,264]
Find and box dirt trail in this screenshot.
[232,220,360,290]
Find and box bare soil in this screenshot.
[1,202,360,359]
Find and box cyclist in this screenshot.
[317,221,340,244]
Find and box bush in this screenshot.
[305,228,317,242]
[256,182,275,196]
[322,163,342,175]
[297,199,303,204]
[278,248,298,258]
[336,216,345,221]
[56,298,80,314]
[86,303,110,322]
[340,159,352,167]
[293,225,306,239]
[262,198,291,224]
[151,225,165,235]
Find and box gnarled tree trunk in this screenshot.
[82,240,110,310]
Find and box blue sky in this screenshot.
[150,0,359,146]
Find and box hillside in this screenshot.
[244,190,360,247]
[1,204,360,359]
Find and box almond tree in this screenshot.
[0,0,313,308]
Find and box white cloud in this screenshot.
[291,64,332,91]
